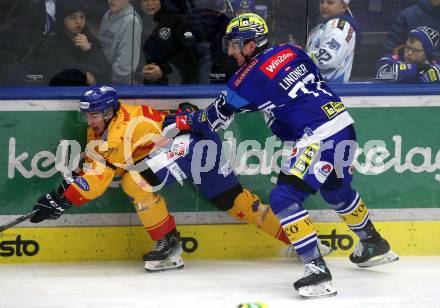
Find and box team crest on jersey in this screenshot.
[322,102,346,119]
[159,27,171,40]
[259,49,297,79]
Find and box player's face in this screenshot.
[404,38,426,64]
[227,41,256,67]
[64,11,86,36]
[142,0,161,15]
[85,112,106,135]
[107,0,130,13]
[319,0,347,19]
[430,0,440,7]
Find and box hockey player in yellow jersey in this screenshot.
[29,84,305,271]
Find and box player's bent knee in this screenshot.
[320,185,356,207]
[210,184,243,211]
[269,183,309,215]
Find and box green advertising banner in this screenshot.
[1,96,440,224]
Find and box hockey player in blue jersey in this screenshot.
[169,13,398,298]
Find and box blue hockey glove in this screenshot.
[30,191,72,223]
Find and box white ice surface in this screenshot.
[0,257,439,308]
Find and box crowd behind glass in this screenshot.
[0,0,439,86]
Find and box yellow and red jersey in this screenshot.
[64,104,169,206]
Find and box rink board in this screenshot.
[1,95,440,220]
[0,221,439,263]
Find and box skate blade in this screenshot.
[145,255,184,272]
[357,250,399,268]
[297,281,337,299]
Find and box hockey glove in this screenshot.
[175,112,193,132]
[30,191,72,223]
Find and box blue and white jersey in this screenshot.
[306,15,358,83]
[197,44,354,148]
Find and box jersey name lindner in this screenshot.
[226,44,353,143]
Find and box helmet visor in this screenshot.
[222,35,247,53]
[77,108,88,125]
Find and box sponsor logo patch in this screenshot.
[289,144,320,179]
[234,58,259,87]
[346,26,354,42]
[314,161,333,183]
[337,19,346,30]
[259,49,297,79]
[428,69,438,81]
[321,102,346,119]
[0,235,39,257]
[74,177,90,191]
[159,27,171,40]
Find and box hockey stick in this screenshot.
[0,210,39,233]
[224,0,236,18]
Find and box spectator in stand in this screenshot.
[32,0,111,85]
[206,0,256,83]
[139,0,199,85]
[0,0,46,85]
[374,26,440,83]
[231,0,255,15]
[306,0,361,83]
[271,0,308,46]
[98,0,141,85]
[384,0,440,58]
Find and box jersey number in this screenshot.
[287,73,331,99]
[315,48,332,64]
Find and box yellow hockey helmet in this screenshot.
[224,13,269,52]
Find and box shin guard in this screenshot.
[134,193,176,241]
[335,193,371,236]
[279,208,318,259]
[227,189,290,244]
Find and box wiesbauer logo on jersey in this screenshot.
[260,49,297,79]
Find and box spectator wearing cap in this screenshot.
[384,0,440,58]
[98,0,142,85]
[305,0,361,83]
[30,0,111,85]
[139,0,199,85]
[374,26,440,83]
[231,0,255,15]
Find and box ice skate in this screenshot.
[350,237,399,268]
[143,228,184,272]
[293,257,337,298]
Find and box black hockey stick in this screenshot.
[224,0,236,18]
[0,210,39,233]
